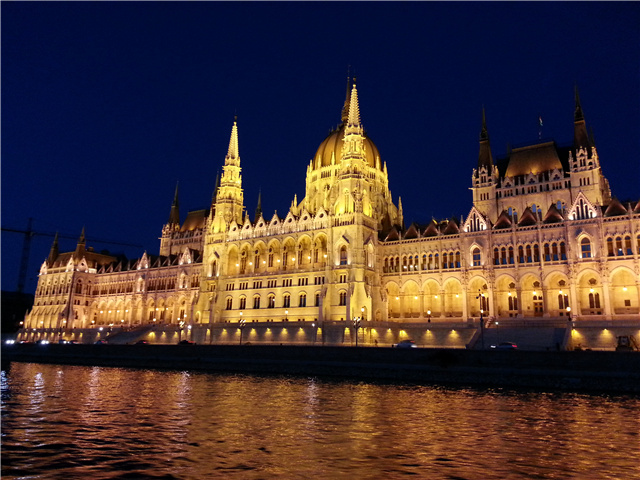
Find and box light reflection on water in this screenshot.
[1,362,639,479]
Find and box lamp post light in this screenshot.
[284,310,288,322]
[238,316,246,345]
[352,316,362,347]
[427,310,431,323]
[495,321,499,345]
[476,290,485,349]
[178,320,185,342]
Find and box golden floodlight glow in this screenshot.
[533,291,537,296]
[590,288,594,293]
[623,287,628,291]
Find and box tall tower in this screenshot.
[472,107,498,219]
[160,183,181,256]
[211,118,245,232]
[569,86,611,206]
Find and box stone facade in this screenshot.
[22,82,640,339]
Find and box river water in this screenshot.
[1,362,638,479]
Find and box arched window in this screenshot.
[422,254,427,270]
[508,246,514,264]
[518,246,525,263]
[428,254,434,270]
[384,258,389,273]
[494,248,500,266]
[558,294,569,311]
[434,253,439,269]
[339,291,347,306]
[544,244,551,262]
[533,244,540,262]
[442,252,448,269]
[283,294,290,308]
[340,246,348,266]
[315,293,321,307]
[607,238,614,256]
[624,236,632,255]
[268,295,275,308]
[560,242,567,260]
[226,297,233,310]
[455,251,461,268]
[472,248,481,266]
[254,250,261,271]
[581,238,591,259]
[589,293,601,309]
[552,243,558,261]
[299,293,306,307]
[616,237,623,256]
[268,248,274,267]
[253,296,260,309]
[239,297,246,310]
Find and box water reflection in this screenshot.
[1,362,638,479]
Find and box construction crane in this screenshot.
[2,218,144,293]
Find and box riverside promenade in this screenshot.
[3,343,639,393]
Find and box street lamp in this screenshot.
[352,316,362,347]
[495,321,499,345]
[238,317,246,345]
[476,290,485,349]
[178,320,185,342]
[284,310,288,322]
[427,310,431,323]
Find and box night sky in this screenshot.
[3,2,639,295]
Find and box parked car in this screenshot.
[135,340,148,345]
[94,339,108,345]
[36,339,50,345]
[178,340,196,345]
[393,339,417,348]
[491,342,518,350]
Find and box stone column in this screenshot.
[439,290,445,318]
[516,286,523,316]
[542,287,550,317]
[601,279,613,320]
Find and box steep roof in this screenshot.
[498,142,569,178]
[180,209,209,232]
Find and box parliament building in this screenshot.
[23,81,640,341]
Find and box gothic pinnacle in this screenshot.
[347,81,361,127]
[226,118,240,164]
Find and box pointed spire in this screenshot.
[78,227,86,245]
[212,172,220,204]
[341,67,352,123]
[589,126,596,147]
[225,117,240,165]
[347,80,361,127]
[47,232,59,266]
[574,84,584,122]
[255,190,262,220]
[477,107,494,174]
[573,85,591,154]
[480,106,489,141]
[168,182,180,226]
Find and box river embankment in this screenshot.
[2,344,639,393]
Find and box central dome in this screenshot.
[313,123,382,171]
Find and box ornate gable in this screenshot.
[568,192,598,220]
[463,207,488,233]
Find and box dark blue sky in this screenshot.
[3,2,639,294]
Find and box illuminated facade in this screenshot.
[24,83,640,335]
